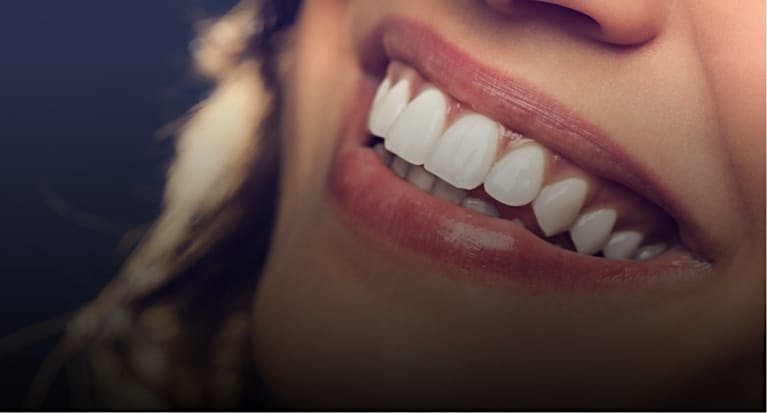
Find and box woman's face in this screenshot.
[254,0,764,408]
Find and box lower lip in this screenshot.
[327,79,709,289]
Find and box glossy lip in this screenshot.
[328,18,713,288]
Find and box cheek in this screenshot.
[710,58,765,232]
[280,1,360,217]
[688,1,766,230]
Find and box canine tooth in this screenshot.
[569,208,617,254]
[431,179,467,204]
[425,113,500,189]
[406,166,436,192]
[603,231,644,260]
[385,86,447,165]
[461,197,500,218]
[532,177,588,237]
[373,142,393,166]
[634,243,668,261]
[368,78,409,137]
[484,143,546,207]
[390,156,410,178]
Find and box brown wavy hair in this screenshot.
[29,0,301,409]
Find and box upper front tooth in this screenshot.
[569,208,617,254]
[385,86,448,165]
[368,78,410,138]
[532,177,588,237]
[484,143,546,207]
[424,113,500,190]
[602,230,643,259]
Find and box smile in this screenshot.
[368,60,676,259]
[328,18,712,287]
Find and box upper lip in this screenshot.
[354,18,714,263]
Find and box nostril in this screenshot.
[485,0,598,23]
[483,0,666,46]
[483,0,604,44]
[537,0,668,46]
[534,2,602,40]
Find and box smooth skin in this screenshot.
[254,1,765,409]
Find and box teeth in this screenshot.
[385,86,448,165]
[431,179,467,204]
[406,166,436,192]
[369,71,668,260]
[384,153,664,260]
[373,142,393,166]
[569,208,617,254]
[371,78,390,111]
[461,197,501,218]
[484,143,546,207]
[368,78,410,137]
[532,177,588,237]
[425,113,500,190]
[634,243,668,261]
[390,156,410,178]
[602,231,644,260]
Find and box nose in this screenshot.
[484,0,668,46]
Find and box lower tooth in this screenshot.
[461,197,501,218]
[634,243,668,261]
[603,231,643,260]
[391,156,410,178]
[569,208,617,255]
[406,166,436,192]
[431,180,467,204]
[373,142,393,166]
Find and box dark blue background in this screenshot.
[0,1,237,407]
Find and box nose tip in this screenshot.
[484,0,669,46]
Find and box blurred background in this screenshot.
[0,1,236,408]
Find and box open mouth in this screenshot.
[366,60,676,260]
[328,19,712,287]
